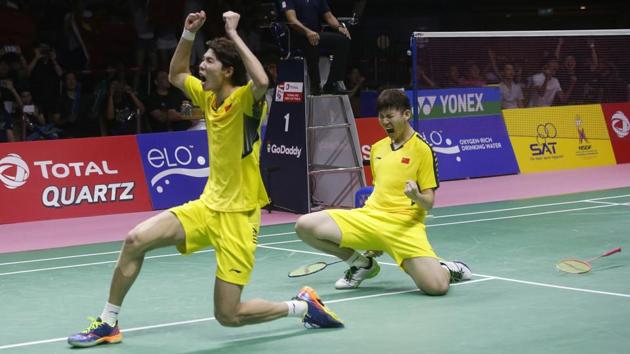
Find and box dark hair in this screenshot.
[376,89,411,113]
[206,37,247,86]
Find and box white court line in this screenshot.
[584,200,622,206]
[432,194,630,219]
[475,273,630,298]
[0,239,301,277]
[427,204,617,228]
[2,202,627,274]
[258,244,630,299]
[0,317,214,350]
[0,231,296,267]
[2,200,624,268]
[0,279,492,350]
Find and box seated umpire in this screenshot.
[279,0,351,95]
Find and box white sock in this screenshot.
[345,251,370,268]
[285,300,308,318]
[100,302,121,326]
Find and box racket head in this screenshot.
[556,259,592,274]
[288,262,328,278]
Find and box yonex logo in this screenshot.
[0,153,30,189]
[418,93,485,116]
[418,96,437,115]
[611,110,630,138]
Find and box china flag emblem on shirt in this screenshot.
[401,157,410,164]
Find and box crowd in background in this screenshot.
[1,1,629,143]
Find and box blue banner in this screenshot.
[417,115,519,180]
[136,130,209,210]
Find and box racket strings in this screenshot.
[556,259,591,274]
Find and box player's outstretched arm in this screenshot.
[169,11,206,91]
[223,11,269,101]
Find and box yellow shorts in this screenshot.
[326,207,437,266]
[169,199,260,286]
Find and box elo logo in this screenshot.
[146,145,208,194]
[0,153,30,189]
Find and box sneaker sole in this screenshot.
[300,288,344,326]
[68,333,123,348]
[335,263,381,290]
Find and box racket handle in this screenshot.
[602,247,622,257]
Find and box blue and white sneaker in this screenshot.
[294,286,344,328]
[67,317,122,347]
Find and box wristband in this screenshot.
[182,29,196,41]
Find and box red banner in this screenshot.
[355,118,387,185]
[601,103,630,164]
[0,136,152,224]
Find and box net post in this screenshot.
[410,33,419,131]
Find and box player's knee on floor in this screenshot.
[417,279,449,296]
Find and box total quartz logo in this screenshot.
[1,153,137,208]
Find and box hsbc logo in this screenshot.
[0,153,30,189]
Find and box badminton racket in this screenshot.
[556,247,621,274]
[288,250,383,278]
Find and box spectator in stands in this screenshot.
[554,38,583,104]
[499,63,524,109]
[600,60,627,103]
[279,0,351,95]
[129,0,158,92]
[52,72,93,138]
[528,59,572,107]
[146,70,190,132]
[443,64,463,87]
[409,66,437,89]
[581,40,602,104]
[0,102,14,142]
[459,61,486,87]
[105,80,145,135]
[0,77,20,142]
[19,87,61,140]
[555,54,579,104]
[346,67,365,117]
[27,43,63,119]
[0,64,21,116]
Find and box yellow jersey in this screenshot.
[364,133,439,220]
[183,76,270,212]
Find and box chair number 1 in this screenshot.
[284,113,290,132]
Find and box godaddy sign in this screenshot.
[409,87,501,119]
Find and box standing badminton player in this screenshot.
[68,11,343,348]
[295,89,472,294]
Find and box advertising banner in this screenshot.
[0,136,151,224]
[355,118,385,185]
[410,87,502,119]
[360,87,501,119]
[356,115,518,183]
[136,130,209,210]
[600,103,630,164]
[503,104,616,173]
[260,58,309,214]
